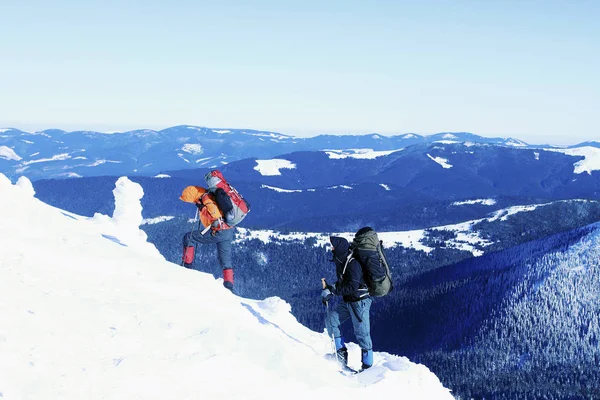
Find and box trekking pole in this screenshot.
[322,278,341,367]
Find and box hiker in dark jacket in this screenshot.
[322,236,374,370]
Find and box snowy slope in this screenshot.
[0,174,452,400]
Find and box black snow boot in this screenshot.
[336,347,348,366]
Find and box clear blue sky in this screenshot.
[1,0,598,144]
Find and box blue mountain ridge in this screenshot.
[0,125,590,180]
[31,140,600,231]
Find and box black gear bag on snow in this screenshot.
[351,227,393,297]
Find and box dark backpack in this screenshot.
[351,227,393,297]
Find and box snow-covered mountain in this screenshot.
[30,137,600,232]
[0,125,579,180]
[0,173,452,400]
[187,141,600,194]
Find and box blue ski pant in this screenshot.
[325,297,373,351]
[182,228,234,270]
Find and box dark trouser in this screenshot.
[182,228,234,270]
[325,297,373,351]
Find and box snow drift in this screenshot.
[0,174,452,400]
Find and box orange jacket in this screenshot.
[180,186,227,230]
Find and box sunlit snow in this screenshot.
[85,160,122,167]
[504,139,527,147]
[181,144,203,155]
[452,199,497,206]
[427,154,453,169]
[177,153,190,163]
[547,147,600,174]
[0,174,452,400]
[237,200,591,257]
[434,140,459,144]
[250,132,291,141]
[327,185,353,190]
[254,159,296,176]
[261,184,303,193]
[0,146,22,161]
[324,148,401,159]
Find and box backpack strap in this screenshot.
[341,253,354,276]
[199,192,226,235]
[377,240,392,278]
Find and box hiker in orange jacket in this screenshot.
[180,186,235,292]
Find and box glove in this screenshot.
[326,282,337,295]
[195,202,205,211]
[321,288,334,304]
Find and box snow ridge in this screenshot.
[0,174,452,400]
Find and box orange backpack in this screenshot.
[180,186,230,233]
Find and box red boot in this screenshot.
[222,268,234,292]
[182,246,195,267]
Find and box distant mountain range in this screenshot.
[2,125,598,180]
[33,141,600,232]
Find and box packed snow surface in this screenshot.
[0,173,452,400]
[254,159,296,176]
[0,146,22,161]
[324,148,401,159]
